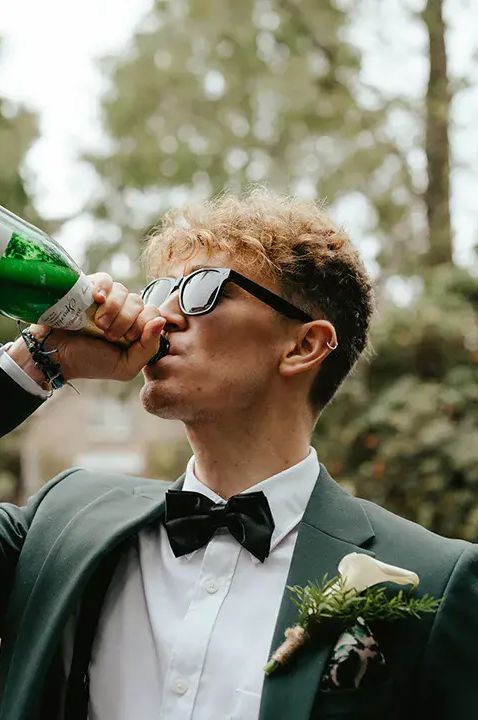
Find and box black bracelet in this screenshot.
[18,324,66,391]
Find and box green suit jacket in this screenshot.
[0,464,477,720]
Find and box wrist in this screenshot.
[7,338,51,388]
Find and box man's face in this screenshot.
[140,250,292,423]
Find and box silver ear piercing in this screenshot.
[326,340,338,350]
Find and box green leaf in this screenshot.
[288,575,441,632]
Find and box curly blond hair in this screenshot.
[142,188,376,413]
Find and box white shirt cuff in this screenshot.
[0,342,51,399]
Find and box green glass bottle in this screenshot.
[0,204,99,332]
[0,205,170,361]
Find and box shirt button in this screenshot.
[206,580,218,594]
[173,678,188,695]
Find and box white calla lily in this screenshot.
[264,552,438,676]
[337,552,419,594]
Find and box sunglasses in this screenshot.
[141,267,313,322]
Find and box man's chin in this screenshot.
[139,381,185,420]
[139,381,217,424]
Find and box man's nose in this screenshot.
[158,290,187,330]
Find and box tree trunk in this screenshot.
[423,0,453,265]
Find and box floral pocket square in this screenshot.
[320,616,388,691]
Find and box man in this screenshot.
[0,189,477,720]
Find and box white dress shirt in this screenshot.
[76,449,320,720]
[0,342,50,398]
[1,350,320,719]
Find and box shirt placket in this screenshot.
[160,531,242,719]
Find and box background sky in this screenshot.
[0,0,476,274]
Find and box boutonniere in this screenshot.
[264,552,441,675]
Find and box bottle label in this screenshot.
[38,272,94,330]
[0,224,12,257]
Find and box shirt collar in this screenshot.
[180,447,320,564]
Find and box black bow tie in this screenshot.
[163,489,275,563]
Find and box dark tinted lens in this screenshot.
[142,278,174,306]
[182,269,222,314]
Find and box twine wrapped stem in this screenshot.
[263,625,309,675]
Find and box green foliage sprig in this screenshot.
[289,575,441,632]
[264,574,440,675]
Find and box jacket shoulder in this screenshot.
[357,494,470,576]
[28,467,177,515]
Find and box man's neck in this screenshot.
[185,408,313,499]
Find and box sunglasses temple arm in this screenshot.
[232,273,312,322]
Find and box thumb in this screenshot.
[122,317,167,376]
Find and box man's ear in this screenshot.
[279,320,338,378]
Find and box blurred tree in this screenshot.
[0,50,42,500]
[0,106,38,221]
[423,0,452,266]
[313,3,478,540]
[314,264,478,539]
[0,92,41,344]
[83,0,422,283]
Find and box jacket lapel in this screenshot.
[0,474,184,720]
[259,464,376,720]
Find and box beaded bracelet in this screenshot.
[17,324,69,392]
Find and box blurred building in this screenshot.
[19,382,189,499]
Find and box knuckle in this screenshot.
[129,292,144,306]
[113,282,128,295]
[94,310,110,328]
[108,309,140,340]
[143,303,162,319]
[106,298,122,316]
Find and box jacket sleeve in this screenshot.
[420,543,478,718]
[0,366,45,438]
[0,468,78,633]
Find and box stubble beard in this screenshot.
[140,365,270,425]
[139,379,215,423]
[140,380,184,420]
